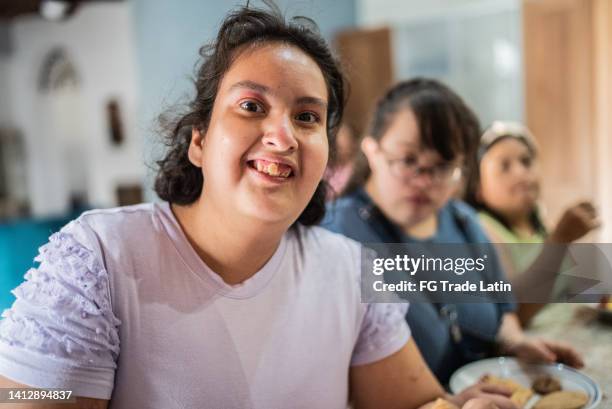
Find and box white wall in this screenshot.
[6,3,143,216]
[357,0,518,26]
[356,0,523,127]
[393,6,523,125]
[1,0,357,213]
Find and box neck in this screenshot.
[507,211,535,237]
[171,198,287,285]
[404,213,437,239]
[365,177,384,212]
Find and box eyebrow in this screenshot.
[229,80,270,94]
[228,80,328,110]
[296,96,328,110]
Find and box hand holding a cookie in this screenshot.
[506,337,584,368]
[549,201,600,243]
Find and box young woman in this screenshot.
[323,79,583,385]
[0,5,515,409]
[464,121,599,325]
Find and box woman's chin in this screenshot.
[515,198,537,214]
[405,203,435,221]
[238,200,298,227]
[392,208,432,230]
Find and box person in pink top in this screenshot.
[0,3,516,409]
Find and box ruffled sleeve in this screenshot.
[0,219,120,399]
[350,302,411,366]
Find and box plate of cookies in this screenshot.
[449,357,601,409]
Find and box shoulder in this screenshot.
[67,203,161,251]
[320,191,384,244]
[478,211,511,236]
[480,211,536,244]
[444,200,490,242]
[289,224,365,291]
[294,224,362,260]
[322,192,368,231]
[76,203,157,233]
[446,199,479,220]
[39,203,167,281]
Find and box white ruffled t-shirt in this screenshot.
[0,202,410,409]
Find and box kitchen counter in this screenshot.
[526,303,612,408]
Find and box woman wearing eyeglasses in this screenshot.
[322,78,583,385]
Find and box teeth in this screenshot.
[252,160,292,178]
[267,163,279,176]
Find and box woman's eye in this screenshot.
[501,160,511,172]
[520,155,533,168]
[295,112,319,123]
[239,100,265,113]
[401,155,419,166]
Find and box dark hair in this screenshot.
[343,78,480,194]
[154,2,345,226]
[464,129,546,235]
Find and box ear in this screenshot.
[360,136,379,167]
[187,127,205,168]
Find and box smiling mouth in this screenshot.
[247,159,294,178]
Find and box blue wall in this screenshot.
[129,0,356,199]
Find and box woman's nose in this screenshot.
[514,161,530,177]
[408,167,435,189]
[261,115,298,152]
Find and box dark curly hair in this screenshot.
[343,78,480,195]
[154,1,345,226]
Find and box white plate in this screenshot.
[449,357,601,409]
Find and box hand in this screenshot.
[506,337,584,368]
[448,384,518,409]
[550,201,600,243]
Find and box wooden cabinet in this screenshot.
[523,0,612,240]
[334,27,393,136]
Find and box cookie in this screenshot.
[533,391,589,409]
[532,374,562,394]
[481,374,523,393]
[511,387,534,409]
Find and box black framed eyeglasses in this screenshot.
[379,148,463,185]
